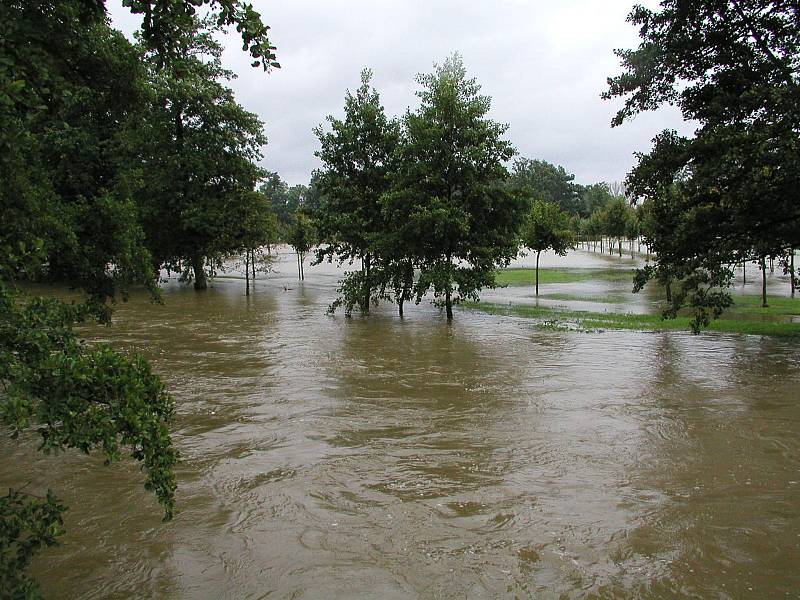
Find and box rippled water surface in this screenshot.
[4,249,800,598]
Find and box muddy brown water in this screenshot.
[3,249,800,598]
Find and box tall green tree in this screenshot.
[135,18,267,289]
[521,199,573,295]
[600,197,631,257]
[0,0,278,595]
[236,190,278,295]
[581,182,616,216]
[388,54,526,320]
[606,0,800,329]
[314,69,401,314]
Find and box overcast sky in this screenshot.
[108,0,691,187]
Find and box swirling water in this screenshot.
[3,249,800,598]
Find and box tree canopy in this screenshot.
[388,54,526,319]
[510,158,584,215]
[521,199,573,295]
[314,69,401,314]
[605,0,800,328]
[0,0,277,595]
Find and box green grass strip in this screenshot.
[494,268,635,286]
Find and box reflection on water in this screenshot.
[2,248,799,598]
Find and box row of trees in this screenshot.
[312,59,525,319]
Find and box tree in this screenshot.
[521,199,573,295]
[135,17,267,290]
[122,0,279,71]
[600,197,631,257]
[0,0,278,594]
[236,190,278,295]
[605,0,800,329]
[288,211,315,281]
[0,4,177,596]
[387,54,526,320]
[581,182,616,216]
[314,69,401,314]
[510,158,584,215]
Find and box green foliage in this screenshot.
[0,284,178,513]
[134,16,267,288]
[0,2,157,299]
[521,200,573,257]
[259,173,312,232]
[1,0,280,593]
[288,211,315,257]
[387,54,526,318]
[581,183,616,216]
[0,281,178,596]
[606,0,800,330]
[510,158,584,215]
[122,0,279,70]
[1,489,66,599]
[520,199,573,294]
[314,69,401,313]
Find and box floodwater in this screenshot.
[3,248,800,598]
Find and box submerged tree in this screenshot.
[521,199,573,295]
[388,54,526,320]
[606,0,800,330]
[136,18,267,290]
[600,197,631,257]
[288,211,315,281]
[314,69,401,314]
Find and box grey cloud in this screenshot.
[109,0,690,186]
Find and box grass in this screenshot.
[539,292,631,304]
[463,300,800,338]
[495,267,635,286]
[728,293,800,316]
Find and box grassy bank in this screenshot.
[464,301,800,338]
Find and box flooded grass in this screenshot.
[494,267,636,286]
[729,294,800,316]
[540,292,632,304]
[465,300,800,337]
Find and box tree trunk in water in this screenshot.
[296,252,301,280]
[618,239,622,257]
[665,282,672,303]
[535,251,541,296]
[251,250,256,282]
[192,255,207,290]
[445,287,453,320]
[398,298,404,317]
[761,256,768,307]
[445,255,453,321]
[245,251,250,296]
[600,238,604,253]
[363,254,371,314]
[791,251,796,297]
[742,261,746,285]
